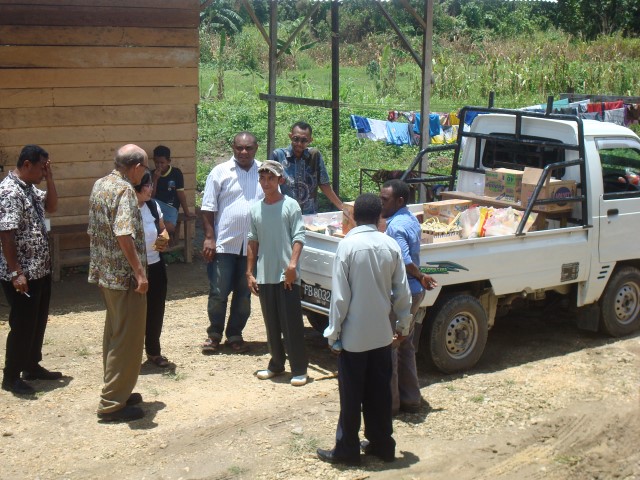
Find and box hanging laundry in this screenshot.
[625,104,640,126]
[386,121,411,146]
[604,108,625,126]
[350,115,371,133]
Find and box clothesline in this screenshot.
[350,98,640,146]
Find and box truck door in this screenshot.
[597,137,640,262]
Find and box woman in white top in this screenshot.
[135,171,171,368]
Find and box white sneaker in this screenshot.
[290,374,308,387]
[256,369,281,380]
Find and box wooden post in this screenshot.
[419,0,434,202]
[266,0,278,156]
[331,0,340,195]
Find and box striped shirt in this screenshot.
[201,157,264,255]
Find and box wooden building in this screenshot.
[0,0,200,274]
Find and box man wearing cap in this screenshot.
[247,160,308,386]
[200,132,264,354]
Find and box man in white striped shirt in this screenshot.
[200,132,264,354]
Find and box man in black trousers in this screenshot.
[0,144,60,396]
[318,193,412,465]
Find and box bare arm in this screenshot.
[116,235,148,294]
[319,183,344,211]
[43,158,58,213]
[405,263,437,290]
[201,210,216,262]
[176,190,195,217]
[246,239,259,295]
[0,230,28,293]
[284,241,303,290]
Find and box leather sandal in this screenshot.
[147,355,171,368]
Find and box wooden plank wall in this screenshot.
[0,0,199,250]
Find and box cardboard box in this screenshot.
[484,168,524,202]
[342,201,356,234]
[520,167,576,212]
[423,199,471,224]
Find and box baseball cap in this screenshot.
[258,160,284,177]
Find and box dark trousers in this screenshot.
[2,275,52,382]
[334,345,395,459]
[257,283,308,376]
[145,260,167,357]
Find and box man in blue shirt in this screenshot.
[270,121,343,214]
[380,179,437,415]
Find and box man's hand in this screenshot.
[134,273,149,294]
[246,273,259,295]
[392,331,406,348]
[283,265,297,290]
[202,238,216,262]
[420,273,437,290]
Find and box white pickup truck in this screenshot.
[299,106,640,373]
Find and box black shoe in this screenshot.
[360,440,395,463]
[22,365,62,380]
[126,393,143,406]
[316,448,361,466]
[97,405,144,423]
[2,378,36,396]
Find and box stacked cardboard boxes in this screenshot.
[520,167,577,212]
[484,168,524,202]
[423,199,472,224]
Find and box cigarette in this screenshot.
[23,292,30,298]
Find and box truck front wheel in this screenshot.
[426,294,489,374]
[600,266,640,337]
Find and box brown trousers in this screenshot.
[98,285,146,414]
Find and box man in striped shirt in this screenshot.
[200,132,264,354]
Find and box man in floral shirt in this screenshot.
[88,144,149,423]
[0,145,59,396]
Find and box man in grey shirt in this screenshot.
[318,193,412,465]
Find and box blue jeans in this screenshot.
[206,253,251,342]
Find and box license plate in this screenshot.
[301,281,331,309]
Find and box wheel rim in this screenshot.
[445,312,478,358]
[613,281,640,325]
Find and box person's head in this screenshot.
[380,179,410,218]
[232,132,259,170]
[16,144,49,185]
[152,145,171,175]
[134,170,153,204]
[258,160,285,195]
[115,144,148,185]
[354,193,382,226]
[289,122,313,158]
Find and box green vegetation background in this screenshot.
[197,0,640,209]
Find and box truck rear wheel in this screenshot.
[306,311,329,333]
[426,294,488,374]
[600,266,640,337]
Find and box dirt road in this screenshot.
[0,259,638,480]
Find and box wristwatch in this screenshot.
[10,270,22,279]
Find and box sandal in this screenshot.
[226,340,250,353]
[201,337,220,354]
[147,355,171,368]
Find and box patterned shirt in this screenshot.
[270,146,330,215]
[0,171,50,281]
[88,169,146,290]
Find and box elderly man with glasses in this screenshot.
[270,121,343,215]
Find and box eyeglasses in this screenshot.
[291,136,310,144]
[142,183,153,189]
